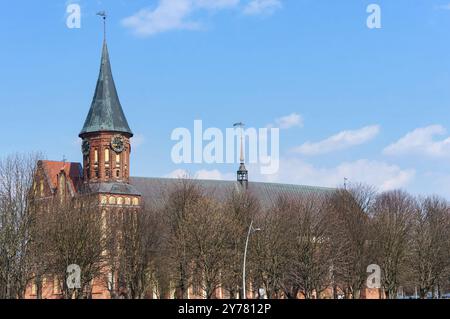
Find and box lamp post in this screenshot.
[242,220,260,299]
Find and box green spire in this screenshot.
[79,39,133,137]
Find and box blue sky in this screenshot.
[1,0,450,197]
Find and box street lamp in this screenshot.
[242,220,260,299]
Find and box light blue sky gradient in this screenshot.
[1,0,450,197]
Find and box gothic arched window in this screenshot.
[105,149,110,165]
[40,180,44,197]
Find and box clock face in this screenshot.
[111,135,125,153]
[82,139,90,156]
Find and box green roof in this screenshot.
[79,40,133,137]
[130,177,334,209]
[81,182,141,196]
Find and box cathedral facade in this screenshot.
[25,33,381,299]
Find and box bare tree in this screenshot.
[222,188,259,298]
[0,153,39,299]
[328,185,376,299]
[372,190,415,299]
[408,196,450,298]
[250,198,291,299]
[183,196,234,299]
[119,205,162,299]
[45,196,104,299]
[4,151,448,301]
[163,178,203,298]
[102,206,121,299]
[283,193,335,299]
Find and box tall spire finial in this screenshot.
[234,122,245,163]
[234,122,248,188]
[79,10,133,138]
[97,11,107,41]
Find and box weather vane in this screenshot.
[96,11,107,39]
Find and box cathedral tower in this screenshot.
[79,37,133,185]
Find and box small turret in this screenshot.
[234,122,248,188]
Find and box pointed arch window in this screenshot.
[53,276,61,295]
[40,180,44,197]
[105,149,110,164]
[59,174,65,198]
[105,149,110,177]
[94,149,99,178]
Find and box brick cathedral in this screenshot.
[25,32,144,298]
[25,29,381,299]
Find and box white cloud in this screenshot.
[267,112,303,129]
[421,171,450,198]
[196,0,240,9]
[165,157,414,192]
[293,125,380,156]
[122,0,240,37]
[165,168,234,180]
[122,0,198,37]
[243,0,282,16]
[436,3,450,10]
[383,125,450,158]
[165,169,190,179]
[73,138,82,147]
[122,0,282,36]
[131,133,145,148]
[250,158,415,192]
[196,169,234,180]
